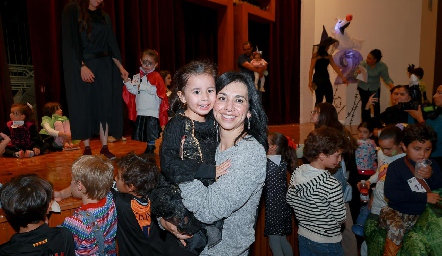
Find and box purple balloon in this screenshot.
[333,49,363,85]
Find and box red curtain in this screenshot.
[267,0,301,124]
[0,14,13,132]
[0,0,301,129]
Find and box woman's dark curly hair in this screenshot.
[215,71,268,151]
[402,123,437,147]
[116,152,160,198]
[303,127,347,162]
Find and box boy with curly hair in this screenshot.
[112,152,162,255]
[380,123,442,255]
[286,127,347,255]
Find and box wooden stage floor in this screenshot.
[0,123,317,189]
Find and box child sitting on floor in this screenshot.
[286,127,347,255]
[0,174,75,255]
[54,155,117,255]
[3,103,43,158]
[380,123,442,255]
[40,101,79,151]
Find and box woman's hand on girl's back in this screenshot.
[159,218,192,246]
[216,159,231,179]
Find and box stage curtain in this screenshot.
[267,0,301,124]
[25,0,187,132]
[0,14,13,132]
[21,0,300,130]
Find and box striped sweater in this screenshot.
[286,164,345,243]
[62,192,117,256]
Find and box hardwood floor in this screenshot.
[0,123,358,252]
[0,123,317,189]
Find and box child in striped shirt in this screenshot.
[287,127,347,256]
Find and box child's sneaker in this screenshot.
[14,150,24,158]
[25,150,35,158]
[259,87,265,92]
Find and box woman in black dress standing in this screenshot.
[62,0,128,159]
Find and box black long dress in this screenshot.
[61,2,123,140]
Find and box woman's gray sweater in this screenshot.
[179,136,266,256]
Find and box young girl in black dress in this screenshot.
[150,60,230,255]
[265,132,297,256]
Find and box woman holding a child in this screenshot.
[161,71,268,255]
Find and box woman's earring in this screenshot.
[216,122,219,142]
[248,117,251,130]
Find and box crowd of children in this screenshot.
[3,45,442,256]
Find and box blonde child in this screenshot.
[250,51,268,92]
[150,60,230,255]
[123,49,169,154]
[265,132,296,256]
[40,102,79,150]
[355,122,378,180]
[286,127,346,256]
[3,103,43,158]
[54,155,117,255]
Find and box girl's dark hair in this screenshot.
[402,123,437,147]
[379,125,403,145]
[303,127,346,163]
[315,102,358,152]
[42,102,62,117]
[169,60,218,113]
[369,49,382,62]
[268,132,297,170]
[358,121,373,133]
[0,174,53,232]
[116,152,160,198]
[75,0,105,39]
[11,103,35,123]
[140,49,159,63]
[215,71,268,151]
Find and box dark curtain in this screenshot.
[267,0,300,124]
[23,0,196,134]
[0,0,301,128]
[0,14,13,132]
